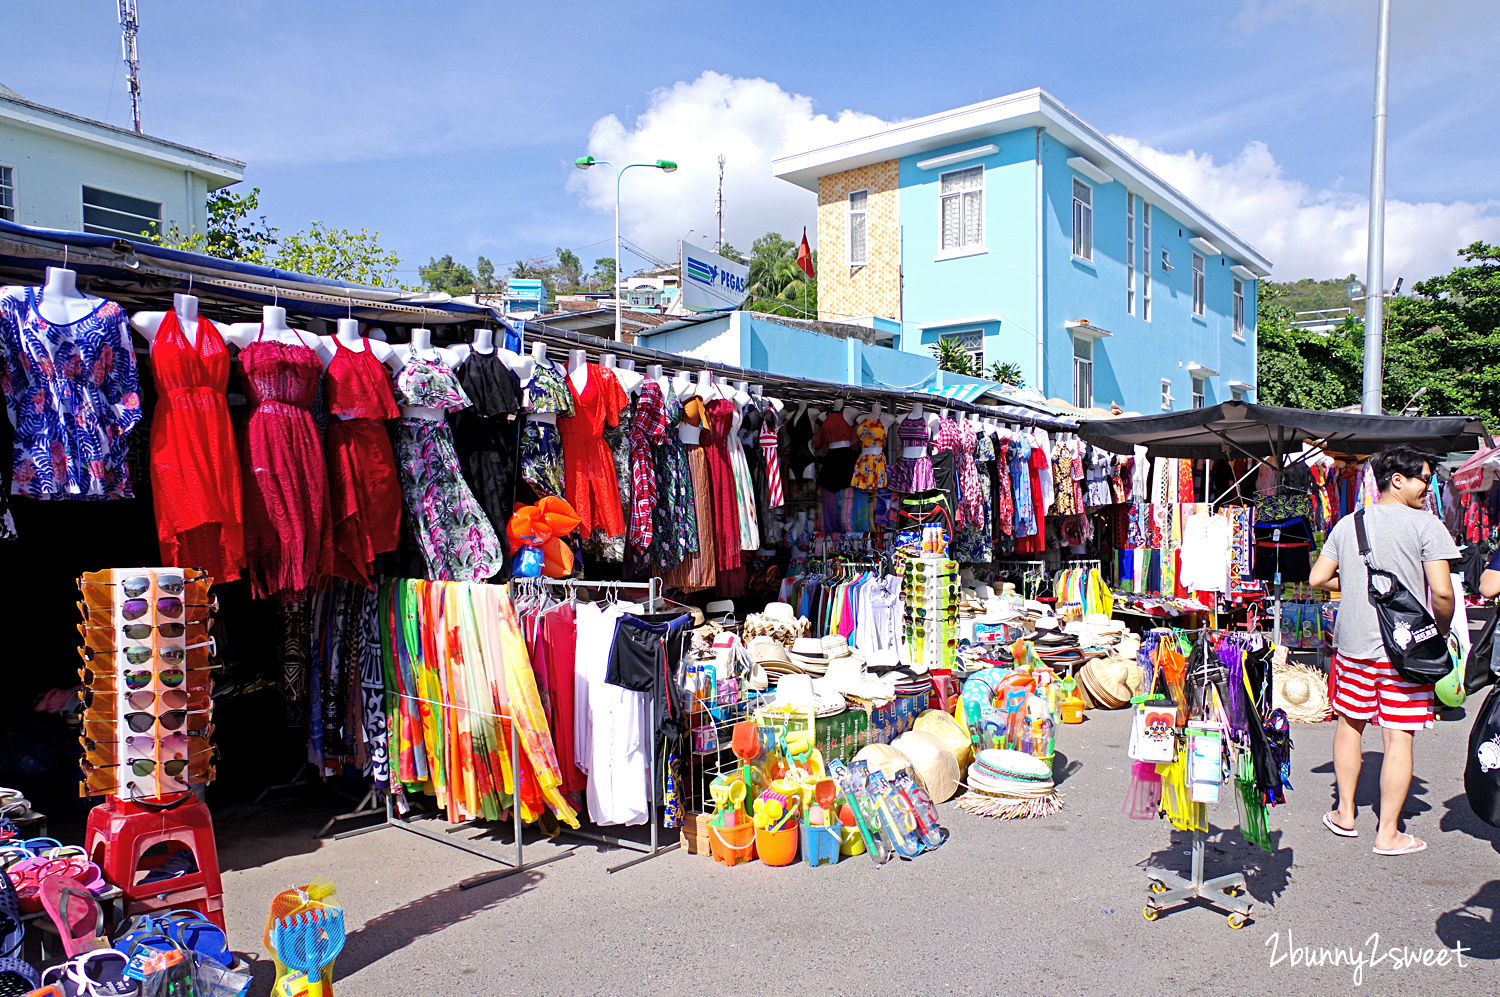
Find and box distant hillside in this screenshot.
[1273,274,1359,315]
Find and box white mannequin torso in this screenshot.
[131,293,205,347]
[672,371,695,402]
[567,348,589,395]
[37,267,102,325]
[227,306,333,365]
[605,354,645,395]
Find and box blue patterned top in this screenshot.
[0,286,142,499]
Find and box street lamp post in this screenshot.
[574,156,678,342]
[1361,0,1393,415]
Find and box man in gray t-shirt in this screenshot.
[1309,447,1458,856]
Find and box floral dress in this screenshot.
[725,401,761,551]
[851,416,888,490]
[392,354,504,581]
[520,360,572,499]
[652,391,698,572]
[0,286,141,499]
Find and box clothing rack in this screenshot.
[528,576,685,874]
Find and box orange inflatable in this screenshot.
[508,496,583,578]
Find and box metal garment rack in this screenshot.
[1143,825,1252,927]
[523,576,686,873]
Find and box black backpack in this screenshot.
[1354,510,1453,684]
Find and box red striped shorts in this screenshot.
[1329,652,1435,731]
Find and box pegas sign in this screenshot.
[680,241,751,312]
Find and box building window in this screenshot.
[1141,202,1152,321]
[1126,193,1136,313]
[1161,377,1174,411]
[81,185,161,239]
[1191,251,1206,317]
[1232,277,1245,338]
[939,166,983,251]
[1231,386,1245,402]
[1191,375,1206,409]
[848,189,868,266]
[1072,179,1093,261]
[1072,335,1094,409]
[939,329,985,370]
[0,165,13,222]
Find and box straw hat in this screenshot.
[957,748,1064,819]
[864,648,902,672]
[748,637,791,667]
[1079,658,1139,710]
[763,602,797,623]
[854,743,911,780]
[1273,662,1332,723]
[892,731,960,803]
[913,709,973,769]
[770,674,815,711]
[821,634,853,658]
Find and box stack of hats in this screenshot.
[853,742,911,780]
[1075,657,1141,710]
[747,636,794,685]
[787,637,831,674]
[743,602,811,646]
[956,748,1063,819]
[892,671,934,699]
[1273,662,1332,723]
[913,709,973,770]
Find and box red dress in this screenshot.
[704,397,743,573]
[149,311,244,582]
[239,330,333,600]
[324,337,401,587]
[558,364,628,537]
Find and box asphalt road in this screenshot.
[218,704,1499,996]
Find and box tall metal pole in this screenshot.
[1361,0,1392,414]
[118,0,143,134]
[716,154,726,252]
[615,169,623,342]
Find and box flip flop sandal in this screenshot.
[39,878,109,958]
[162,914,231,968]
[1321,812,1358,838]
[7,857,51,913]
[21,839,63,857]
[1372,834,1427,856]
[0,864,21,960]
[111,926,173,963]
[41,847,89,862]
[0,956,40,997]
[65,949,139,997]
[45,859,106,897]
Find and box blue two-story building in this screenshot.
[772,88,1271,413]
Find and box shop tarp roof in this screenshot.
[1077,400,1489,461]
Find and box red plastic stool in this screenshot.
[84,794,225,930]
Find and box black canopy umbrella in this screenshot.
[1078,400,1488,463]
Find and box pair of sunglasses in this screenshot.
[79,621,191,642]
[76,639,213,671]
[77,598,216,626]
[85,687,201,712]
[122,707,210,734]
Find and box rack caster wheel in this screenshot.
[1223,886,1242,897]
[1149,880,1167,894]
[1143,905,1160,921]
[1227,913,1249,929]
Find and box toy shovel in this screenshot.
[270,905,346,997]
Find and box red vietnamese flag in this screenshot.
[795,227,815,279]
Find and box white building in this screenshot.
[0,83,243,238]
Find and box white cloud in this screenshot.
[571,72,891,269]
[1109,136,1500,282]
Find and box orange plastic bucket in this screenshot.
[709,819,757,866]
[755,822,800,866]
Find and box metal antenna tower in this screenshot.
[716,153,725,251]
[118,0,143,133]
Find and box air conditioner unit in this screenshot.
[1160,249,1173,272]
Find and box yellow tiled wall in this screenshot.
[816,160,901,322]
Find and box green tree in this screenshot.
[276,222,403,288]
[1253,282,1362,410]
[932,337,980,377]
[418,254,477,295]
[987,361,1025,387]
[717,243,745,264]
[476,255,496,291]
[1381,241,1500,422]
[746,253,816,319]
[591,257,616,290]
[153,186,276,264]
[555,248,583,292]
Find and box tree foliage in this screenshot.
[1255,242,1500,423]
[591,257,616,291]
[418,254,476,295]
[932,337,980,377]
[988,361,1025,387]
[717,243,745,264]
[743,231,815,318]
[555,248,583,292]
[153,186,402,286]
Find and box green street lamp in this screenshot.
[575,156,678,340]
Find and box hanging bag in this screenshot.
[1463,609,1500,695]
[1464,684,1500,828]
[1353,510,1452,684]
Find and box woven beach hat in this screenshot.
[771,673,816,710]
[853,742,912,780]
[763,602,797,623]
[748,637,791,666]
[913,709,973,769]
[1272,662,1332,723]
[1078,658,1138,710]
[968,748,1054,797]
[821,634,853,658]
[891,731,960,803]
[863,647,903,672]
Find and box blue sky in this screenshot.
[6,0,1497,283]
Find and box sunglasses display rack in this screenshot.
[77,568,217,801]
[901,554,959,675]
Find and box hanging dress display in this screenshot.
[813,408,857,491]
[324,337,402,588]
[705,397,746,572]
[662,396,716,592]
[147,310,243,581]
[558,364,628,539]
[520,360,572,499]
[888,413,935,493]
[724,398,761,551]
[239,329,332,601]
[626,378,666,556]
[760,401,785,509]
[391,353,504,582]
[653,391,700,577]
[599,377,633,561]
[0,286,141,499]
[851,415,888,490]
[454,350,523,573]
